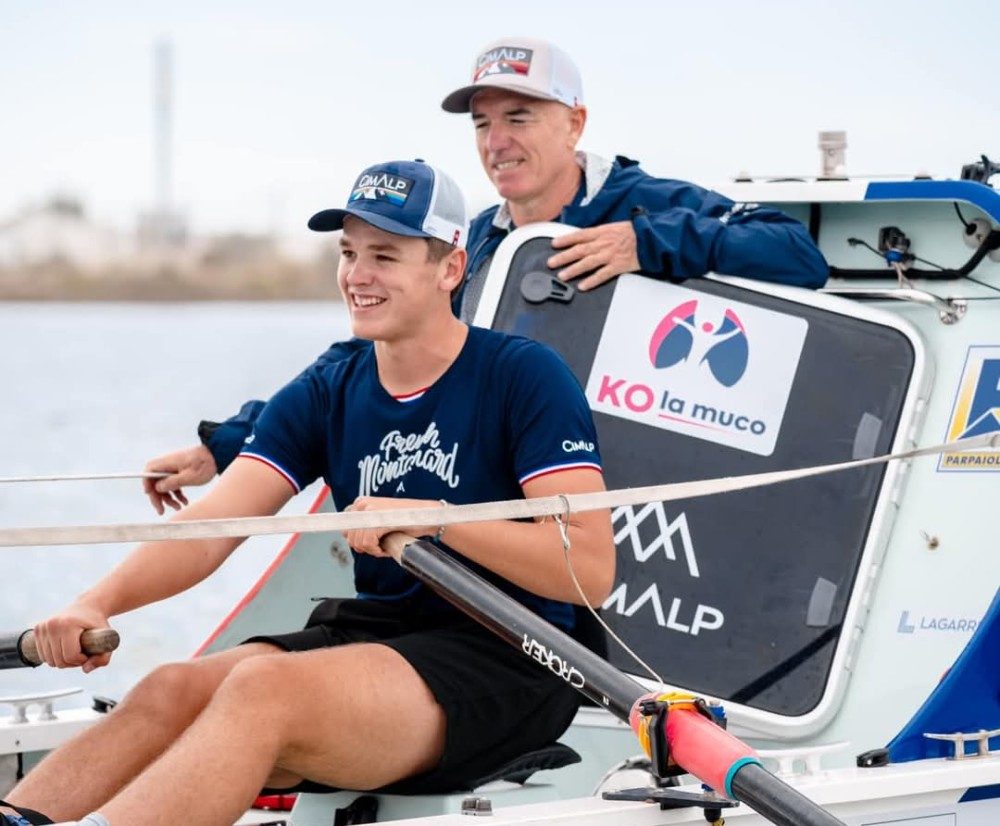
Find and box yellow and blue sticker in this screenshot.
[939,345,1000,472]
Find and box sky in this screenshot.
[2,0,998,239]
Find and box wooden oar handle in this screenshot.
[18,628,121,667]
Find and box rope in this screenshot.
[0,433,994,549]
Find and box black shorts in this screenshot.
[245,598,582,794]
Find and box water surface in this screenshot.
[0,302,349,703]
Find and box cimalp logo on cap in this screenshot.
[473,46,534,81]
[649,301,750,388]
[350,172,414,207]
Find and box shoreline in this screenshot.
[0,264,341,302]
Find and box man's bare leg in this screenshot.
[3,644,276,822]
[98,643,446,826]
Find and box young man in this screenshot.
[1,161,615,826]
[142,37,828,508]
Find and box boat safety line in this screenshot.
[0,433,995,549]
[0,472,170,484]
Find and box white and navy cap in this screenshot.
[441,37,584,114]
[308,160,468,248]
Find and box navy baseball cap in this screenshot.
[308,160,468,248]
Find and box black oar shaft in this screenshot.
[393,536,646,720]
[388,534,845,826]
[0,632,26,670]
[731,763,845,826]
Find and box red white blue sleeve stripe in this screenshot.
[239,453,302,493]
[519,461,603,486]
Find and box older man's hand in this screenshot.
[143,444,218,515]
[547,221,641,291]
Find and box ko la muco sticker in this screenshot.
[585,277,808,456]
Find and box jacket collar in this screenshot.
[490,152,615,230]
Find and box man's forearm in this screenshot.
[75,506,244,618]
[77,459,295,618]
[632,206,829,287]
[712,218,829,287]
[441,512,614,606]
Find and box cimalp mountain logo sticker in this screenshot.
[350,172,414,207]
[649,300,749,387]
[585,276,807,456]
[939,345,1000,472]
[473,46,533,81]
[602,505,725,637]
[613,503,699,577]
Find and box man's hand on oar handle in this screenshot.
[379,531,416,562]
[28,604,119,672]
[19,628,120,670]
[346,498,446,557]
[143,444,218,515]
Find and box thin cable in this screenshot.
[846,237,885,260]
[554,494,667,689]
[891,261,912,288]
[590,755,653,795]
[848,235,966,275]
[954,202,973,230]
[963,274,1000,297]
[0,472,169,484]
[911,255,946,270]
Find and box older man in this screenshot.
[143,37,828,511]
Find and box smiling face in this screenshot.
[337,216,464,344]
[470,89,586,222]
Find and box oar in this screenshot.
[380,532,845,826]
[0,628,120,670]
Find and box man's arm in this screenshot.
[547,181,828,290]
[345,467,615,606]
[452,468,615,604]
[630,196,829,287]
[34,458,294,670]
[143,337,367,513]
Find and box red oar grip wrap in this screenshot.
[629,691,761,798]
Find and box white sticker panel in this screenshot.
[585,276,808,456]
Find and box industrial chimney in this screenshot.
[138,38,186,248]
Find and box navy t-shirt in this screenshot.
[241,326,602,629]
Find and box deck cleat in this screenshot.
[924,728,1000,759]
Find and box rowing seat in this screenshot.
[278,741,581,824]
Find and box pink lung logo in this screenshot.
[649,300,750,387]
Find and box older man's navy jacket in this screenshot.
[202,154,828,471]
